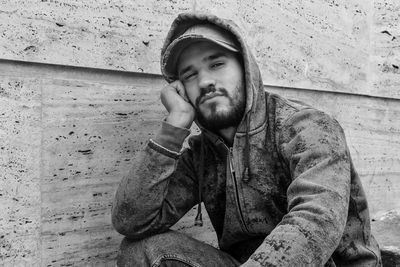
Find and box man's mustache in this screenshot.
[195,86,229,107]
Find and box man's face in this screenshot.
[177,41,246,131]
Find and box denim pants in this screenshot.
[117,230,241,267]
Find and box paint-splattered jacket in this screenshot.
[112,13,381,266]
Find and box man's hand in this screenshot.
[161,80,195,129]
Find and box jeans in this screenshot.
[117,230,241,267]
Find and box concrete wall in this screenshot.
[0,0,399,266]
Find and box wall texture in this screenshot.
[1,59,399,266]
[0,0,399,99]
[0,0,399,266]
[0,64,42,266]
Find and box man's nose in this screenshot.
[198,71,215,89]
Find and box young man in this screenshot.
[112,13,382,266]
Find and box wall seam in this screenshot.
[1,58,398,102]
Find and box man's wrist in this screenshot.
[151,121,191,154]
[165,112,194,129]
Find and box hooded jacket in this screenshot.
[112,13,382,266]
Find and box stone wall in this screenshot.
[1,59,399,266]
[1,0,399,99]
[0,0,399,266]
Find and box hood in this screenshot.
[160,12,266,136]
[160,13,267,226]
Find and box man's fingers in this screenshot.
[171,80,190,102]
[160,80,195,128]
[160,80,192,113]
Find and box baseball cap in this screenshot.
[162,24,240,79]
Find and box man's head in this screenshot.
[163,24,246,132]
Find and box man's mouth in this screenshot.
[200,92,225,104]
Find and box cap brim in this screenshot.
[163,34,239,79]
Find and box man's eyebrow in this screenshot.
[204,52,226,62]
[178,65,193,78]
[178,52,226,77]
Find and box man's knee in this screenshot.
[116,231,239,267]
[116,231,193,267]
[117,235,150,267]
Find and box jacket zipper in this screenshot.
[228,147,250,233]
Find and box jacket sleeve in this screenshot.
[243,109,351,266]
[111,121,199,239]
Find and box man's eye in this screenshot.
[183,73,196,81]
[211,62,224,69]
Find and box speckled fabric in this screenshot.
[112,13,382,266]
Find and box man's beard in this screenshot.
[194,84,245,132]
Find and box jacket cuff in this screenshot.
[149,121,190,158]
